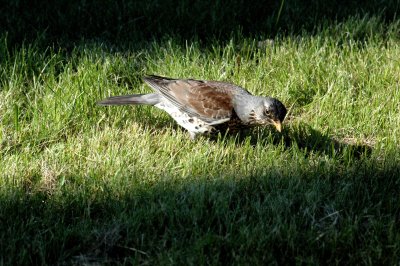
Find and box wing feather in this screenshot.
[144,75,249,124]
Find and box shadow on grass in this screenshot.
[271,123,373,159]
[1,155,399,264]
[209,122,373,161]
[1,1,399,264]
[1,0,399,48]
[1,121,394,265]
[105,111,373,162]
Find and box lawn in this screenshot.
[1,1,400,264]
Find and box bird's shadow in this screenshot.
[122,110,373,160]
[215,122,373,160]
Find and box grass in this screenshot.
[1,12,400,264]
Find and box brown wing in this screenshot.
[144,75,250,123]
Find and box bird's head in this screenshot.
[251,97,287,132]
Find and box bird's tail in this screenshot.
[97,93,160,106]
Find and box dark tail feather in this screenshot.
[144,74,174,81]
[97,93,160,106]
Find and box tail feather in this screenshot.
[98,93,160,106]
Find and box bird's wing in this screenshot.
[144,75,250,124]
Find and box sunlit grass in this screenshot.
[0,15,399,264]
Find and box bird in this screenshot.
[98,75,287,139]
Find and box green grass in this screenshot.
[1,14,400,264]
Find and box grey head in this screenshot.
[233,95,287,132]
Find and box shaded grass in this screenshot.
[1,0,399,45]
[1,14,400,264]
[1,159,399,264]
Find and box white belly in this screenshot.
[155,102,214,135]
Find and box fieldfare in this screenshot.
[98,75,287,139]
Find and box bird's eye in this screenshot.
[264,109,271,116]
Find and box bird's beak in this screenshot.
[272,120,282,132]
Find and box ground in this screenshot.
[0,1,399,264]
